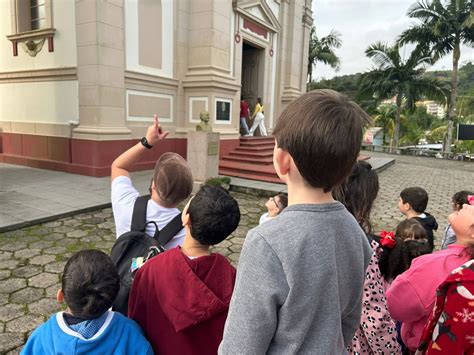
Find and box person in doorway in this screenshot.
[247,97,267,137]
[240,97,250,136]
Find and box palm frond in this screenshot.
[365,42,396,69]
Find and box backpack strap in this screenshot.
[130,196,149,232]
[153,213,183,247]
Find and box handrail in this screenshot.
[361,144,474,161]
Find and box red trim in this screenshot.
[13,41,18,56]
[48,37,54,52]
[0,132,188,177]
[243,19,267,39]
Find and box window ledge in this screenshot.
[6,28,56,57]
[7,28,56,42]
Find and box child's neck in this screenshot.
[406,210,423,219]
[181,233,210,258]
[287,183,335,205]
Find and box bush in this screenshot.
[204,176,231,188]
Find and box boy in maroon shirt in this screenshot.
[128,185,240,355]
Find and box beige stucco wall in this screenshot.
[0,0,78,132]
[0,81,79,125]
[0,0,77,70]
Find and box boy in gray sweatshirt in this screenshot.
[219,90,373,354]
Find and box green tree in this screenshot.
[359,42,448,150]
[374,105,397,145]
[307,26,342,86]
[399,0,474,152]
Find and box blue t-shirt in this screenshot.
[21,311,153,355]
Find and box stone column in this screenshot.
[280,0,308,109]
[73,0,130,139]
[182,0,240,135]
[187,131,220,185]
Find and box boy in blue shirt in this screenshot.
[22,249,153,355]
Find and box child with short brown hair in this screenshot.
[220,90,373,354]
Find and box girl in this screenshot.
[377,219,432,286]
[386,201,474,352]
[333,161,401,354]
[247,98,267,137]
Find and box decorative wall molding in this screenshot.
[0,67,77,83]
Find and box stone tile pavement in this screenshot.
[0,163,153,232]
[0,153,473,353]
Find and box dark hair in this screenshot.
[452,190,473,209]
[257,97,262,104]
[153,152,193,207]
[395,219,427,241]
[275,194,288,212]
[400,187,429,213]
[333,161,379,234]
[273,89,371,192]
[187,185,241,245]
[61,250,119,319]
[378,238,431,282]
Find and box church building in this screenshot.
[0,0,312,176]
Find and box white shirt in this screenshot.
[111,176,185,249]
[259,212,274,225]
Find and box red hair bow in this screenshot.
[468,195,474,206]
[380,230,396,249]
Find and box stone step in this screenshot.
[218,168,282,184]
[222,155,273,165]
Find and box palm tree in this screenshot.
[399,0,474,152]
[307,26,342,86]
[360,42,448,150]
[374,105,397,146]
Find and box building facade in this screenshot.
[0,0,312,176]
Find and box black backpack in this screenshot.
[110,196,183,316]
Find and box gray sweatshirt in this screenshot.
[219,203,372,355]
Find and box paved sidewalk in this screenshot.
[0,155,394,232]
[0,164,152,232]
[0,153,473,353]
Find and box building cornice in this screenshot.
[0,67,77,83]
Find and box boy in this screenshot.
[259,194,288,225]
[22,250,153,355]
[129,185,241,355]
[111,115,193,249]
[399,187,438,250]
[219,90,373,354]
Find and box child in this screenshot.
[22,250,153,355]
[418,259,474,354]
[259,194,288,225]
[129,185,240,355]
[398,187,438,250]
[333,161,401,354]
[386,202,474,352]
[220,89,373,354]
[378,219,432,286]
[441,190,473,249]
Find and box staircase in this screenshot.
[219,137,282,183]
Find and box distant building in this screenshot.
[379,98,446,119]
[417,100,446,119]
[0,0,312,176]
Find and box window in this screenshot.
[7,0,55,57]
[30,0,46,31]
[15,0,51,33]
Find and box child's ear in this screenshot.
[273,147,291,178]
[57,289,64,303]
[182,212,191,227]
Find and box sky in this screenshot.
[311,0,474,80]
